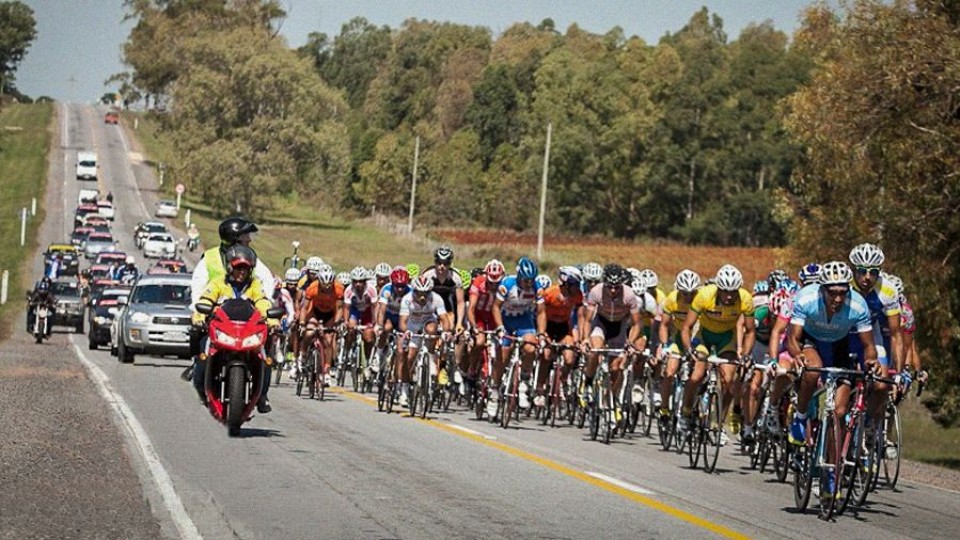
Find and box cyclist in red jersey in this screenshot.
[466,260,505,382]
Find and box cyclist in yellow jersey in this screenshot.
[679,265,756,439]
[655,269,702,419]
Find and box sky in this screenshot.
[16,0,817,103]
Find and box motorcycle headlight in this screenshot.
[215,329,238,347]
[241,334,263,348]
[129,311,151,323]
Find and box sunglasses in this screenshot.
[854,266,880,277]
[824,285,850,297]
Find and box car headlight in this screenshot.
[241,334,263,348]
[129,311,151,323]
[214,329,238,347]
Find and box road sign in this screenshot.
[175,183,185,194]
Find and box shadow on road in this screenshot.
[238,428,284,439]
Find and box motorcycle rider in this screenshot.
[114,256,140,285]
[192,245,277,413]
[26,279,56,337]
[186,222,201,251]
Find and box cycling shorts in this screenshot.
[349,306,374,325]
[698,328,737,355]
[590,316,629,348]
[503,314,536,347]
[546,320,572,342]
[800,331,857,370]
[473,312,495,331]
[306,310,336,330]
[383,312,400,329]
[406,318,439,349]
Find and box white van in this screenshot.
[76,151,98,181]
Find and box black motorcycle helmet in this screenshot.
[218,217,259,246]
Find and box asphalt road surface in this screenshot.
[4,103,959,539]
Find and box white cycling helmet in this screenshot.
[715,264,743,291]
[626,267,642,285]
[630,275,648,297]
[374,262,391,277]
[849,243,885,267]
[349,266,367,282]
[582,262,603,281]
[317,266,336,284]
[305,256,324,273]
[820,261,853,285]
[336,271,351,286]
[283,268,301,283]
[639,268,659,288]
[125,255,136,265]
[535,274,552,289]
[674,269,702,293]
[557,265,582,287]
[412,275,434,292]
[881,272,904,295]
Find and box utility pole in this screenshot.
[536,123,552,260]
[407,136,420,234]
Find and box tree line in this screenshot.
[118,0,960,424]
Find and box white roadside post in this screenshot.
[536,123,552,260]
[1,270,8,305]
[185,209,191,228]
[20,207,27,247]
[159,163,165,187]
[31,197,36,216]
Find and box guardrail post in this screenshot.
[31,197,36,216]
[20,207,27,246]
[1,270,8,305]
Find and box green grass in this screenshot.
[901,397,960,469]
[0,102,54,340]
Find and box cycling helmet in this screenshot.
[630,276,648,297]
[390,266,410,286]
[224,245,257,271]
[434,246,454,264]
[456,267,471,286]
[218,217,258,245]
[778,278,800,295]
[406,263,420,278]
[374,262,391,277]
[639,268,659,288]
[470,267,484,279]
[535,274,552,289]
[603,263,626,285]
[412,275,434,292]
[273,274,283,290]
[318,266,336,284]
[674,269,702,293]
[715,264,743,291]
[336,271,351,286]
[849,243,885,267]
[798,262,823,286]
[767,269,789,288]
[284,267,301,283]
[753,280,770,295]
[125,255,136,265]
[882,272,904,295]
[627,267,642,286]
[484,259,505,282]
[557,266,582,287]
[349,266,367,282]
[305,256,324,273]
[582,262,603,282]
[516,256,538,280]
[820,261,853,285]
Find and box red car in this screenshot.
[105,112,119,125]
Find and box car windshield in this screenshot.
[131,284,190,305]
[148,234,172,242]
[79,160,96,167]
[50,282,80,297]
[146,224,166,233]
[89,234,113,242]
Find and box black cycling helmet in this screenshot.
[224,245,257,272]
[603,263,626,285]
[40,276,52,285]
[434,245,454,264]
[470,267,484,279]
[218,217,259,246]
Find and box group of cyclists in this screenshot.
[190,214,929,515]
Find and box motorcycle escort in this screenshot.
[195,298,283,436]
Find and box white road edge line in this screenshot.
[68,336,202,540]
[448,424,497,440]
[584,472,655,496]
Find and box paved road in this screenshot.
[9,103,960,539]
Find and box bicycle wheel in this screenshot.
[308,351,319,399]
[818,413,841,521]
[703,392,722,474]
[549,365,563,428]
[688,415,702,468]
[881,402,902,490]
[793,445,813,511]
[474,379,487,420]
[386,381,396,414]
[776,440,791,483]
[501,364,519,429]
[841,416,867,513]
[658,413,673,451]
[420,359,432,419]
[317,349,327,401]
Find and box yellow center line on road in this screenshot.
[328,388,749,539]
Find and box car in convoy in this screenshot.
[135,221,167,249]
[95,251,127,268]
[43,244,81,277]
[96,200,115,220]
[49,278,85,333]
[147,258,189,275]
[142,233,177,259]
[104,111,119,125]
[83,232,117,259]
[155,200,178,219]
[76,151,98,181]
[88,299,121,349]
[111,274,192,363]
[78,188,99,205]
[80,214,109,229]
[70,226,93,247]
[74,203,100,228]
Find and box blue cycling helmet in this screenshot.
[778,278,800,295]
[753,280,770,295]
[516,256,538,280]
[798,262,823,286]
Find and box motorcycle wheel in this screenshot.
[226,365,246,437]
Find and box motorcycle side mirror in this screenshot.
[195,303,213,315]
[266,307,285,319]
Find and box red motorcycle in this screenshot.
[195,298,283,436]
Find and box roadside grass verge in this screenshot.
[901,397,960,469]
[0,102,54,340]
